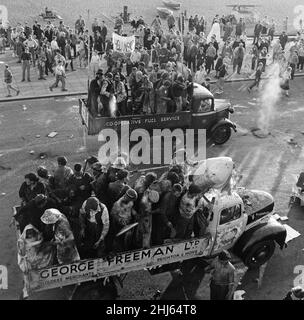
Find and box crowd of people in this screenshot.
[1,11,300,100]
[15,150,211,267]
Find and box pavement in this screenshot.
[1,44,304,103]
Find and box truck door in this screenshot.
[211,204,248,254]
[191,97,216,131]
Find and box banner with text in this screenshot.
[112,33,135,53]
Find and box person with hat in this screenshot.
[19,173,46,207]
[87,68,104,116]
[91,162,108,203]
[114,73,127,115]
[141,74,154,114]
[107,169,130,211]
[4,64,20,97]
[41,208,80,264]
[109,189,138,251]
[171,74,186,112]
[209,250,236,300]
[175,184,202,240]
[205,42,217,74]
[79,197,110,258]
[150,181,183,245]
[67,163,93,204]
[100,72,115,116]
[90,50,101,78]
[15,194,58,233]
[284,286,304,300]
[83,155,99,176]
[159,42,169,66]
[156,79,171,114]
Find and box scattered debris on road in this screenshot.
[0,165,12,170]
[251,128,271,139]
[38,152,47,159]
[47,131,58,138]
[284,225,301,243]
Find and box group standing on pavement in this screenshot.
[1,11,302,99]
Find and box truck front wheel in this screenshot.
[211,125,232,145]
[243,240,276,269]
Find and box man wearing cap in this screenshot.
[79,197,109,258]
[91,162,108,203]
[88,69,104,116]
[68,163,93,204]
[100,72,114,116]
[209,250,236,300]
[107,169,130,211]
[151,182,183,245]
[114,73,127,116]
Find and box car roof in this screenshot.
[193,83,214,99]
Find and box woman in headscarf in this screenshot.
[40,209,80,264]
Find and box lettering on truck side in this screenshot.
[30,238,212,291]
[40,261,95,279]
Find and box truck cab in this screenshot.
[79,83,236,145]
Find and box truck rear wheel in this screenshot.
[211,125,231,145]
[243,240,275,269]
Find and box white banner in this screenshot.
[112,33,135,53]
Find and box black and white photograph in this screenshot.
[0,0,303,304]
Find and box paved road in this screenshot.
[0,77,304,299]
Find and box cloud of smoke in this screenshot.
[257,63,282,133]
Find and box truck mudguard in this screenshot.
[211,118,237,133]
[233,217,287,256]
